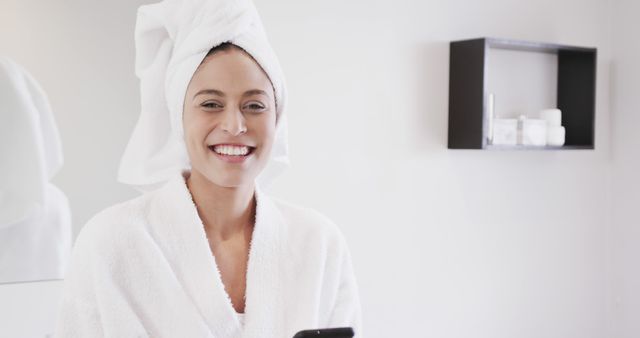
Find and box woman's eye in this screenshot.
[245,103,265,111]
[202,102,222,109]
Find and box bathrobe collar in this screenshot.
[148,170,287,338]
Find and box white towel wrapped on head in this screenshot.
[118,0,290,193]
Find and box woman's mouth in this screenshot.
[208,144,255,164]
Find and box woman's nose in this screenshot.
[221,108,247,135]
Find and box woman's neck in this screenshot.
[185,169,256,242]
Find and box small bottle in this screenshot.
[517,115,526,145]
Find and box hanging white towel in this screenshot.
[0,57,64,226]
[54,170,363,337]
[0,184,72,283]
[0,57,72,283]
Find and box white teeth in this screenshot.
[213,145,250,156]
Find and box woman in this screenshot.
[54,0,363,337]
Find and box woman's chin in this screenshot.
[202,172,253,189]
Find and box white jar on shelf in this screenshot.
[539,108,565,146]
[547,126,566,146]
[521,117,547,146]
[491,118,518,145]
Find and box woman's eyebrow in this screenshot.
[193,88,268,98]
[194,89,225,98]
[243,89,268,97]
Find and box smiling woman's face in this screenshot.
[182,46,277,188]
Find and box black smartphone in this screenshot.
[293,327,354,338]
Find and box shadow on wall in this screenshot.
[410,41,450,152]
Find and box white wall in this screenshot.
[609,1,640,337]
[0,280,62,337]
[0,0,626,337]
[266,1,612,337]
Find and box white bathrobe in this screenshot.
[54,171,363,338]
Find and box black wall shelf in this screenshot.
[447,37,597,150]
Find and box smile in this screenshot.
[208,144,255,164]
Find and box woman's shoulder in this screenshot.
[74,192,155,250]
[268,195,349,248]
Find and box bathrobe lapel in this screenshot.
[242,182,287,338]
[149,172,286,338]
